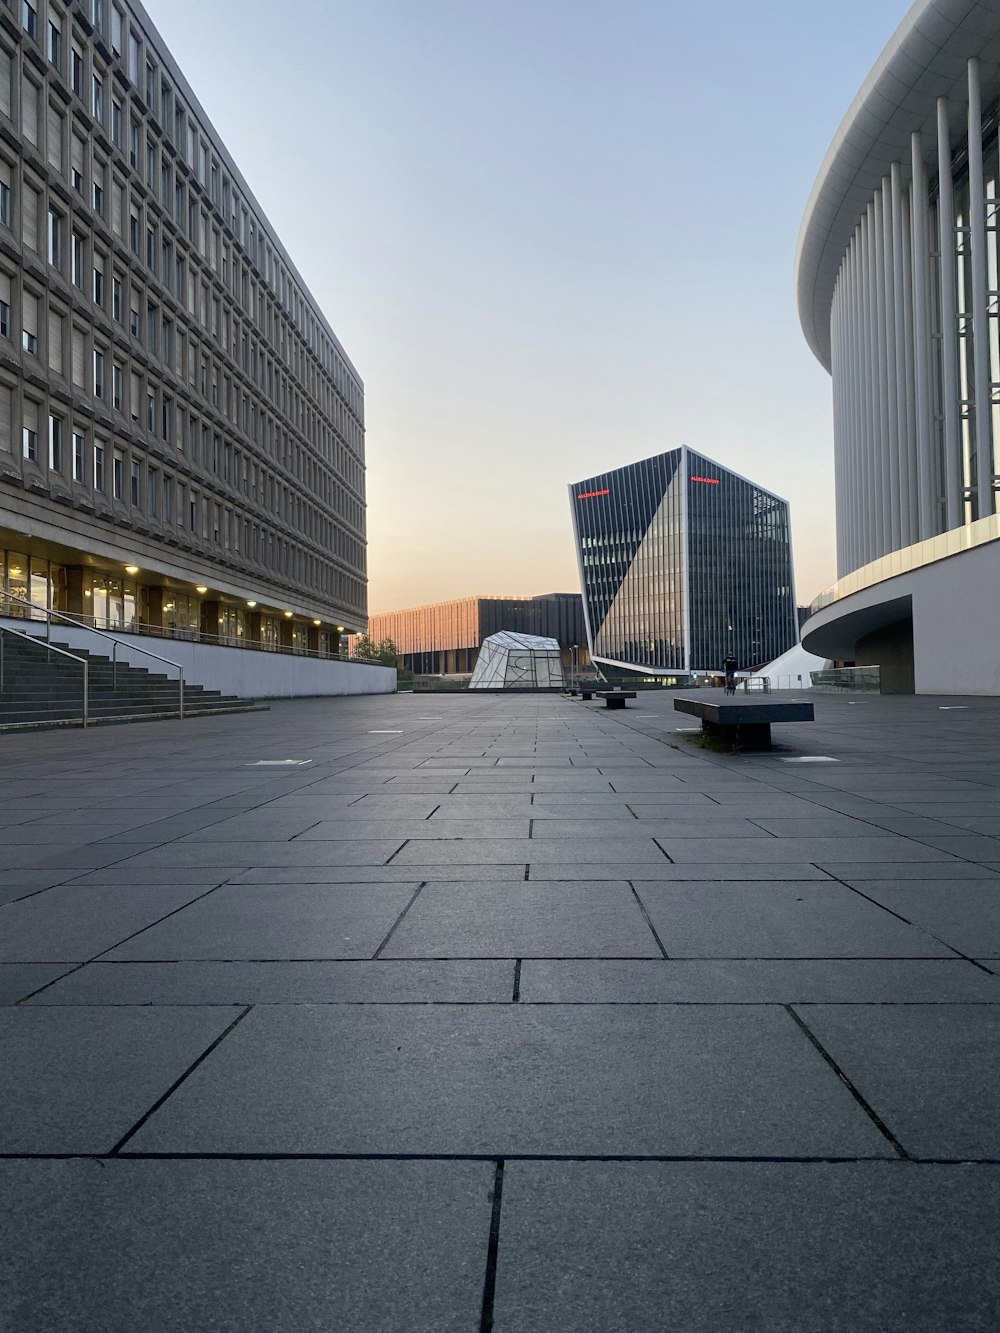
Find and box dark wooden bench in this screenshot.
[673,696,813,750]
[596,690,636,709]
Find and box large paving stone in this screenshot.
[0,963,75,1004]
[101,883,420,961]
[383,882,661,958]
[0,1158,492,1333]
[128,1004,891,1157]
[853,881,1000,954]
[29,959,515,1005]
[658,837,957,864]
[634,882,952,957]
[492,1161,1000,1332]
[0,883,220,962]
[794,1004,1000,1158]
[529,817,771,839]
[115,840,404,868]
[530,862,838,881]
[518,958,1000,1003]
[395,839,670,865]
[294,819,533,839]
[0,1006,236,1152]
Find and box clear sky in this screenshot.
[149,0,906,615]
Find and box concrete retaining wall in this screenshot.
[0,619,396,698]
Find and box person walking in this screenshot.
[723,655,737,696]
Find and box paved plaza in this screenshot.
[2,689,1000,1329]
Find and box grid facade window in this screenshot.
[570,449,797,674]
[0,0,367,634]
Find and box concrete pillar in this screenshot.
[911,131,935,539]
[967,58,994,519]
[65,567,86,615]
[144,586,164,632]
[200,599,220,639]
[937,96,963,529]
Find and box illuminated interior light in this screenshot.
[336,626,345,632]
[577,489,610,499]
[246,600,257,608]
[313,619,321,626]
[124,564,139,574]
[284,611,293,618]
[196,586,208,594]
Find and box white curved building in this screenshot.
[798,0,1000,693]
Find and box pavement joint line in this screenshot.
[13,962,85,1005]
[479,1160,505,1333]
[424,805,441,821]
[287,820,325,841]
[3,1150,986,1163]
[383,839,409,865]
[511,960,522,1002]
[85,879,240,965]
[106,1004,254,1156]
[628,882,670,959]
[784,1004,911,1160]
[822,871,996,971]
[372,883,426,959]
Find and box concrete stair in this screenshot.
[0,630,267,729]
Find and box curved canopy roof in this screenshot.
[796,0,1000,371]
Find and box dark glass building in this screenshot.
[569,447,797,676]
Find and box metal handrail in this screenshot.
[0,624,90,727]
[0,593,184,720]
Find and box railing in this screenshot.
[0,599,383,666]
[0,624,89,726]
[809,666,881,694]
[809,514,1000,616]
[0,593,185,719]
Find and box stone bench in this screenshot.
[596,690,636,709]
[563,686,596,700]
[673,696,813,750]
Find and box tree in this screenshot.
[352,634,400,667]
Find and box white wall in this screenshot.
[911,542,1000,695]
[802,538,1000,695]
[0,620,396,698]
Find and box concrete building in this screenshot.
[363,594,588,676]
[570,448,798,680]
[798,0,1000,693]
[0,0,366,667]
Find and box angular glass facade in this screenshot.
[570,447,797,674]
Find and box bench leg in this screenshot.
[702,719,772,750]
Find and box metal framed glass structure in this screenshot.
[569,447,797,675]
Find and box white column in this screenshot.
[873,188,894,556]
[937,97,963,529]
[831,280,846,575]
[848,237,864,570]
[910,130,936,538]
[891,163,914,547]
[900,185,920,543]
[967,58,994,518]
[863,206,879,564]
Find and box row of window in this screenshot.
[16,0,363,419]
[14,408,362,606]
[4,92,364,491]
[1,0,367,620]
[2,176,366,531]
